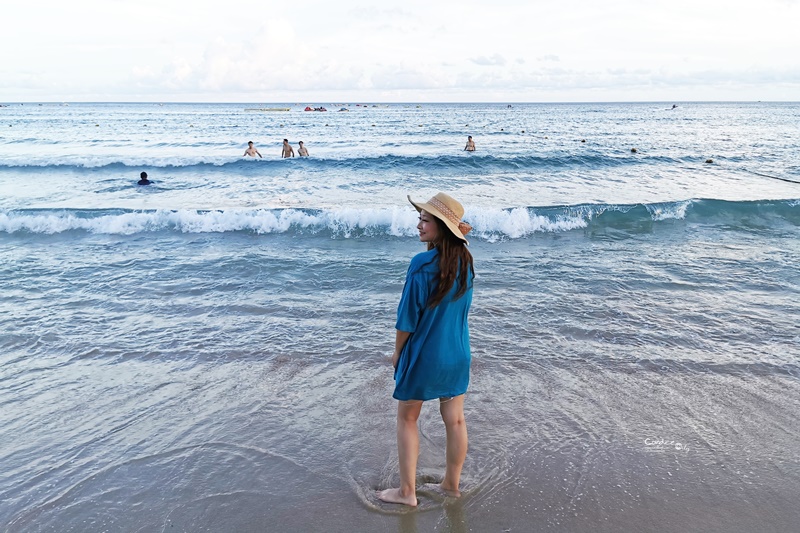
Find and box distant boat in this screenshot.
[245,108,291,112]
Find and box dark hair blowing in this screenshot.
[426,217,475,308]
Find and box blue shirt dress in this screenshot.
[394,248,473,401]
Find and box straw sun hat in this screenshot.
[408,192,473,243]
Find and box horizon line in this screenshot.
[3,100,797,105]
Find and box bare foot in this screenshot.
[377,488,418,506]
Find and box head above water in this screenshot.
[299,141,304,145]
[248,141,254,146]
[283,139,289,143]
[140,171,147,179]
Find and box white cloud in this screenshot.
[470,54,507,67]
[1,0,798,101]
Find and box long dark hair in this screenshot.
[427,217,474,308]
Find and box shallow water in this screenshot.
[2,102,800,532]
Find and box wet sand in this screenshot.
[4,352,800,532]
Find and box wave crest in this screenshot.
[0,152,672,173]
[1,199,797,239]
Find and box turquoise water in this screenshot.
[1,102,799,532]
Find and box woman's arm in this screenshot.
[392,330,412,368]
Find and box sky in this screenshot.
[2,0,799,102]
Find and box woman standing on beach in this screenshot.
[378,192,475,507]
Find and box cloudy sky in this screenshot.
[2,0,799,102]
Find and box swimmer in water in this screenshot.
[298,141,309,157]
[244,141,262,158]
[137,171,151,185]
[464,136,476,151]
[282,139,295,158]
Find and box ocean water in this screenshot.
[1,102,799,532]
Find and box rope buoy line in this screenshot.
[745,169,800,185]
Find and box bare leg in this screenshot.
[439,395,467,496]
[378,400,423,506]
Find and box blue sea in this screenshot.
[1,102,799,532]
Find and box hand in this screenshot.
[391,351,400,369]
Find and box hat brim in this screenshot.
[408,195,469,243]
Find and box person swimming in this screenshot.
[244,141,262,158]
[464,136,476,151]
[137,172,151,185]
[282,139,295,158]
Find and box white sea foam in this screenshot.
[4,200,789,238]
[0,206,596,238]
[646,200,691,221]
[468,207,588,241]
[0,208,423,237]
